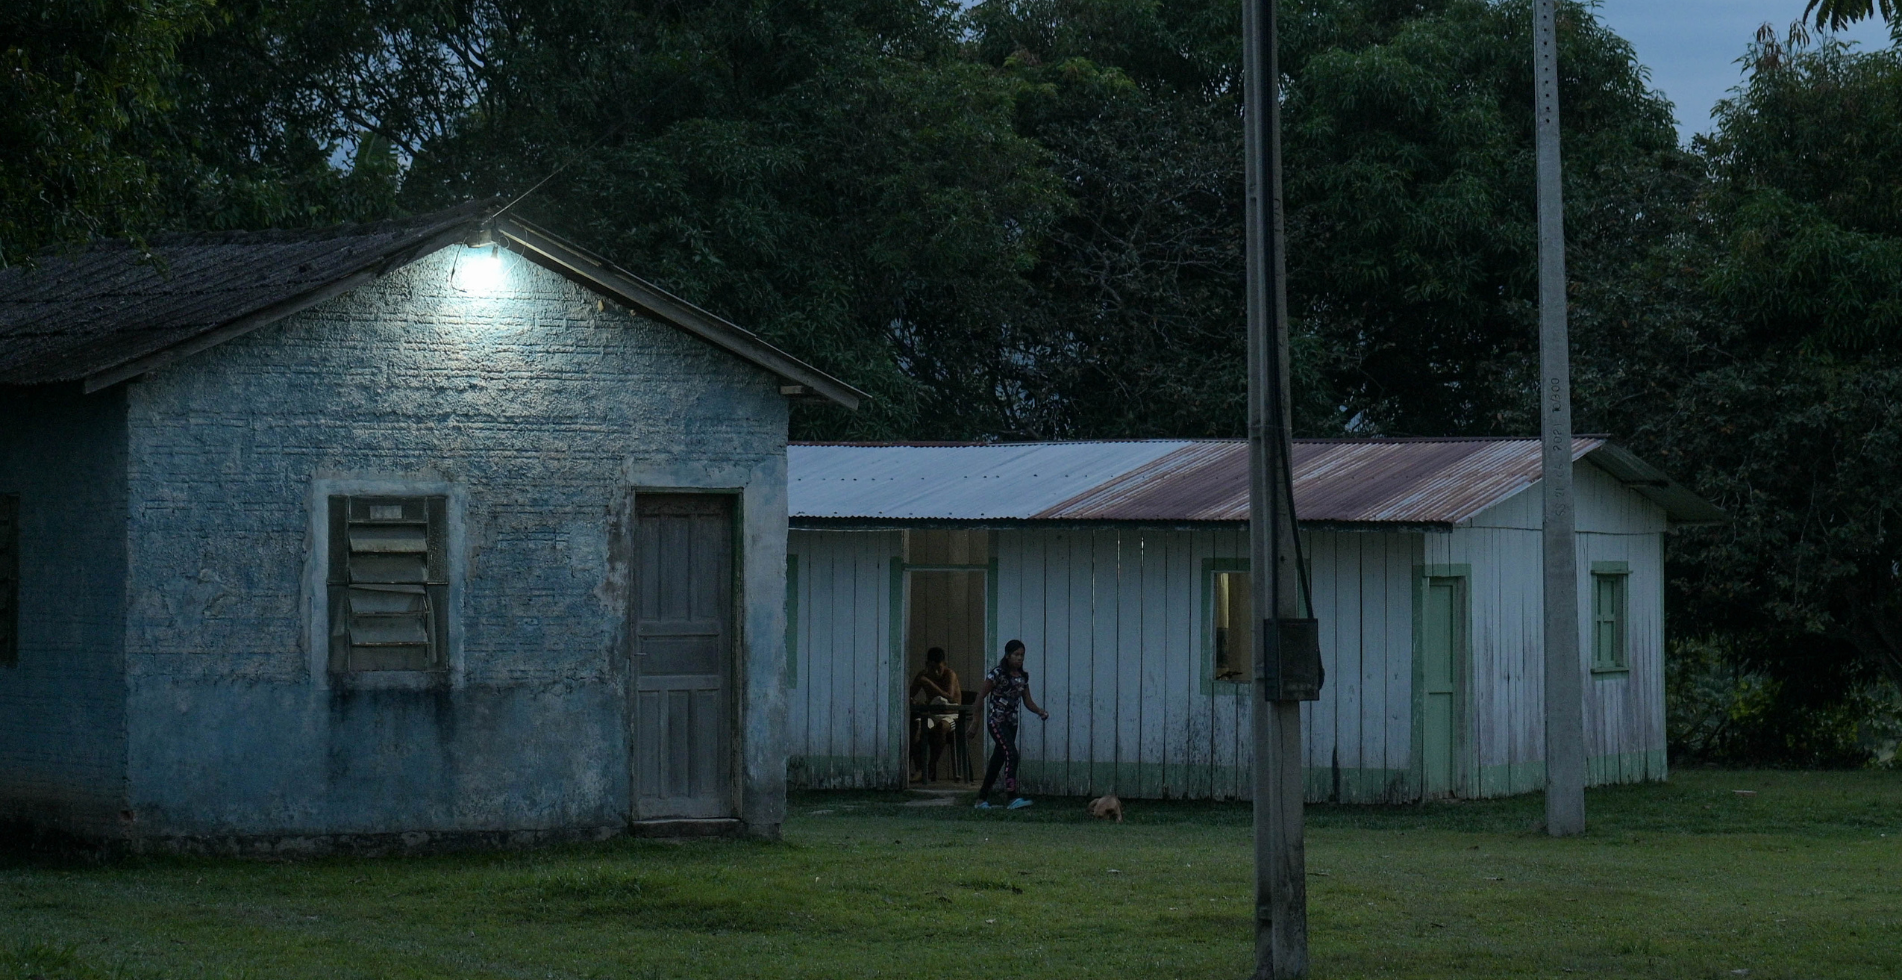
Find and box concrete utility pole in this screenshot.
[1245,0,1321,975]
[1534,0,1586,838]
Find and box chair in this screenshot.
[950,691,979,783]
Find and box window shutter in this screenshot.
[1591,573,1627,672]
[1593,576,1611,669]
[0,494,18,667]
[328,494,447,673]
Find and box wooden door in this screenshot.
[1420,576,1466,798]
[633,494,735,820]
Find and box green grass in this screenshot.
[3,769,1899,979]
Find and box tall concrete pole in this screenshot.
[1244,0,1310,975]
[1534,0,1586,838]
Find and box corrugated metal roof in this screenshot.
[788,441,1195,521]
[789,438,1726,527]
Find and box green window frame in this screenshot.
[1211,566,1253,687]
[1590,564,1629,674]
[1200,558,1252,694]
[1201,556,1314,694]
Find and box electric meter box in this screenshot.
[1260,617,1323,701]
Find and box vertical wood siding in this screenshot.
[790,459,1669,801]
[996,527,1421,802]
[1577,462,1669,785]
[1453,460,1671,795]
[1302,531,1421,803]
[785,529,903,788]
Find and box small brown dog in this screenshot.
[1087,794,1124,823]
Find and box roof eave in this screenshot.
[78,209,489,393]
[493,216,864,410]
[63,206,863,410]
[787,516,1452,532]
[1430,439,1728,527]
[1582,444,1729,526]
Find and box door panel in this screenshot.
[633,494,734,820]
[1421,576,1465,798]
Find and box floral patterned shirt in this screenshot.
[985,665,1030,724]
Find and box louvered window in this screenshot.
[327,496,447,672]
[1591,572,1628,673]
[0,494,17,667]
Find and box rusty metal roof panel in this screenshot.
[1036,442,1250,520]
[1291,437,1604,525]
[787,436,1728,527]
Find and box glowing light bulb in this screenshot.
[457,245,505,293]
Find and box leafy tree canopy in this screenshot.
[0,0,211,265]
[967,0,1686,438]
[1575,30,1902,758]
[1805,0,1902,34]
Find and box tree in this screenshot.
[161,0,1065,440]
[1574,29,1902,760]
[1805,0,1902,32]
[64,0,1684,447]
[0,0,211,265]
[967,0,1687,439]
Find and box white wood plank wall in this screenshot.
[787,459,1670,801]
[994,527,1253,800]
[1303,531,1423,803]
[1577,462,1670,786]
[785,529,904,789]
[995,527,1424,803]
[1450,460,1671,795]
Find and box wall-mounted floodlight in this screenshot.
[456,245,505,293]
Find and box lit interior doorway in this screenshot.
[904,530,990,788]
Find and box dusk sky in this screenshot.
[1591,0,1895,143]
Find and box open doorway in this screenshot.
[904,530,989,788]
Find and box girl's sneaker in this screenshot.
[973,800,993,810]
[1007,797,1034,810]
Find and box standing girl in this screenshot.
[974,639,1048,810]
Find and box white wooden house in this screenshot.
[783,438,1722,803]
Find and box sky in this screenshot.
[1590,0,1896,144]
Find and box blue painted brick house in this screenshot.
[0,203,860,851]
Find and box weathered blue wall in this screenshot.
[120,246,788,840]
[0,385,129,835]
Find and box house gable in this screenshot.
[106,242,791,837]
[1462,459,1670,534]
[0,205,862,409]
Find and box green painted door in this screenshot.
[1421,576,1465,798]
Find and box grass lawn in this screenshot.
[3,769,1899,980]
